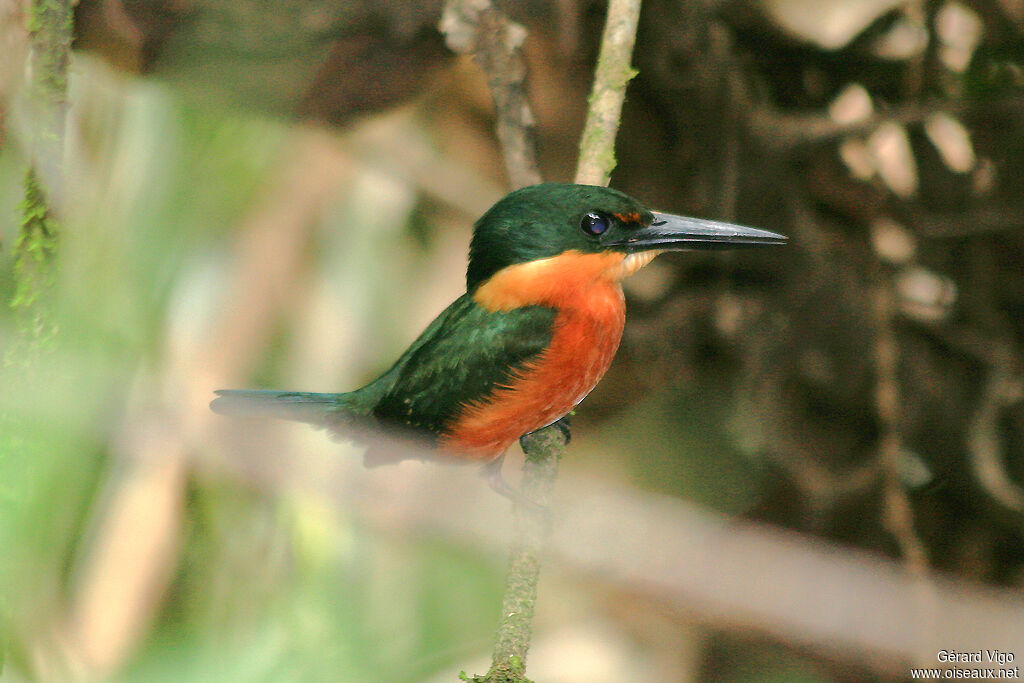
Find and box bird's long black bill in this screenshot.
[615,211,788,251]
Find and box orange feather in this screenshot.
[441,250,657,457]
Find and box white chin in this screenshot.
[618,250,662,278]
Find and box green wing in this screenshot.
[367,293,556,439]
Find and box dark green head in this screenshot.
[466,183,786,291]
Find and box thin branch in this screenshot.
[443,0,643,680]
[574,0,642,186]
[476,428,564,683]
[440,0,541,189]
[26,0,72,204]
[744,96,1024,156]
[441,2,554,680]
[871,267,929,577]
[7,0,71,358]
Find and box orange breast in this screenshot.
[440,250,639,458]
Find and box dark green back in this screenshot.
[366,293,556,439]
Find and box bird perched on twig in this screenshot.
[211,183,786,496]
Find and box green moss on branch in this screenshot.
[575,0,643,186]
[7,170,60,362]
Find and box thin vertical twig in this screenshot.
[8,0,71,357]
[872,265,937,668]
[442,0,642,680]
[574,0,642,186]
[871,273,928,577]
[25,0,72,203]
[478,428,563,683]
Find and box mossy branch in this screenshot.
[6,169,60,362]
[7,0,71,360]
[26,0,72,202]
[575,0,642,187]
[463,426,565,683]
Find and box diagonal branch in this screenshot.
[441,0,542,190]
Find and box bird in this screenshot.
[211,183,786,497]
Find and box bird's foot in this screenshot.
[549,414,572,445]
[482,456,548,515]
[518,413,571,455]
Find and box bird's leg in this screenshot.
[483,454,546,513]
[484,415,571,509]
[547,414,571,445]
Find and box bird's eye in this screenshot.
[580,212,611,236]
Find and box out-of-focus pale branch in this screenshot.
[222,449,1024,676]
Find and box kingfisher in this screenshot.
[211,183,785,496]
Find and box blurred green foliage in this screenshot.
[0,57,515,681]
[124,486,502,683]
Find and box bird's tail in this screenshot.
[211,387,436,466]
[210,390,355,428]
